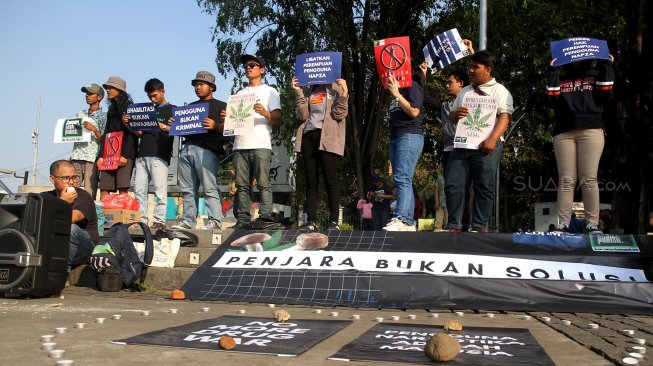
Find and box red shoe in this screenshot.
[449,228,462,232]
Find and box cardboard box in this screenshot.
[103,209,141,228]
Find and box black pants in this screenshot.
[301,129,340,222]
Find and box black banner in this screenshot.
[330,323,554,365]
[114,315,350,356]
[181,230,653,314]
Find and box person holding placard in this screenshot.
[97,77,137,200]
[123,78,175,230]
[445,51,514,233]
[225,55,282,230]
[546,54,614,234]
[171,71,227,231]
[291,75,348,230]
[72,83,106,196]
[382,63,425,232]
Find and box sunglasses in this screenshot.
[53,175,81,182]
[244,62,260,69]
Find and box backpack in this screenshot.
[89,222,153,291]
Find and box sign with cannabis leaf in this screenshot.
[453,94,498,149]
[224,92,257,136]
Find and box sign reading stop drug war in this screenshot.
[295,52,342,86]
[98,131,123,171]
[374,36,412,88]
[126,103,158,131]
[423,28,470,72]
[170,103,209,136]
[53,117,92,143]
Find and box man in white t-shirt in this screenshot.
[228,55,283,229]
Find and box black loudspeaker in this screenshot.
[0,193,71,297]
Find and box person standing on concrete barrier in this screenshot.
[171,71,227,231]
[72,83,106,197]
[123,78,175,230]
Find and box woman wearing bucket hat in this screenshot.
[97,76,137,200]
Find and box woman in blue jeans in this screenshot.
[383,66,424,231]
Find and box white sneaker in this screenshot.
[382,217,402,231]
[402,223,417,232]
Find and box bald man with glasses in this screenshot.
[44,160,99,272]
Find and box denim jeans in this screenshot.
[134,156,169,225]
[233,149,272,223]
[445,142,503,229]
[389,133,424,226]
[178,144,222,227]
[69,224,95,272]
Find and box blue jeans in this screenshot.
[389,133,424,226]
[445,142,503,229]
[178,144,222,227]
[69,224,95,272]
[134,156,169,225]
[233,149,272,223]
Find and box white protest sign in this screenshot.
[223,92,257,136]
[53,117,92,143]
[453,94,499,150]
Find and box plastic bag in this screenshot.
[101,194,140,210]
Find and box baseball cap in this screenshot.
[81,83,104,98]
[102,76,127,93]
[240,54,266,68]
[191,71,216,86]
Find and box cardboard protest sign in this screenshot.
[126,103,158,131]
[223,92,256,136]
[295,52,342,86]
[170,103,209,136]
[423,28,470,72]
[114,316,351,357]
[330,323,554,365]
[53,117,92,143]
[374,36,412,88]
[550,37,610,67]
[453,94,498,149]
[98,131,123,171]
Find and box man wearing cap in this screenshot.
[226,55,282,230]
[72,83,106,196]
[171,71,227,231]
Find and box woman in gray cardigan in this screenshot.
[291,76,349,230]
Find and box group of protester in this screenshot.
[48,41,616,269]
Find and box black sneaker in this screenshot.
[552,223,569,232]
[327,221,340,230]
[585,223,602,234]
[251,218,282,230]
[171,221,193,230]
[299,222,317,231]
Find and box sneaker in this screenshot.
[553,223,569,232]
[203,220,222,231]
[327,221,340,230]
[448,228,462,232]
[232,221,251,230]
[383,217,415,232]
[299,222,317,231]
[470,227,488,233]
[150,222,166,230]
[171,221,193,230]
[585,223,602,234]
[251,218,282,230]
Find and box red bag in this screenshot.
[102,194,140,210]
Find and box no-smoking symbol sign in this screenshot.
[106,135,120,157]
[380,43,407,70]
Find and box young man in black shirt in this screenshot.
[171,71,227,231]
[123,78,175,230]
[44,160,98,272]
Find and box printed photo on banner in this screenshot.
[98,131,123,171]
[126,103,158,131]
[295,52,342,86]
[373,36,412,88]
[223,92,256,136]
[550,37,610,67]
[423,28,470,72]
[170,103,209,136]
[453,94,499,149]
[53,117,92,143]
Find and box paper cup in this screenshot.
[330,311,339,317]
[408,314,416,320]
[521,315,531,321]
[111,314,122,320]
[141,310,150,316]
[622,356,639,365]
[429,313,439,318]
[314,309,322,314]
[485,313,495,318]
[561,320,571,326]
[169,309,178,314]
[390,315,399,321]
[375,317,384,322]
[540,316,551,322]
[55,327,67,334]
[631,346,646,354]
[74,323,85,329]
[632,338,646,345]
[95,318,105,324]
[588,323,599,329]
[40,335,54,343]
[267,304,275,308]
[628,353,644,360]
[351,314,360,320]
[238,309,246,314]
[48,350,65,359]
[455,311,464,317]
[201,307,210,312]
[56,360,74,366]
[623,329,636,336]
[41,343,56,351]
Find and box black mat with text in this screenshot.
[114,315,351,356]
[329,323,554,365]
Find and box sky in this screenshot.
[0,0,244,192]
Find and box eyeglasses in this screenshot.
[244,62,260,69]
[53,175,80,182]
